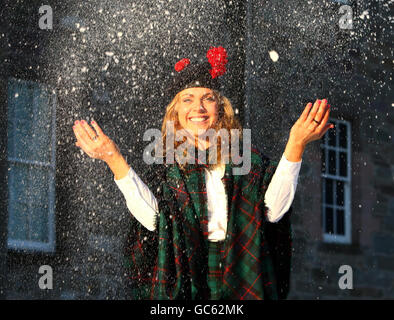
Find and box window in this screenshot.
[7,78,57,252]
[321,119,351,244]
[330,0,351,4]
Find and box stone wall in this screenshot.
[245,0,393,299]
[0,0,246,299]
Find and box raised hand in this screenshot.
[72,119,120,163]
[284,99,334,162]
[290,99,334,147]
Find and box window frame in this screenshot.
[330,0,351,5]
[6,77,57,253]
[321,118,352,244]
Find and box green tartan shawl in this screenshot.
[124,146,293,300]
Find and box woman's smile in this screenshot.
[188,115,209,123]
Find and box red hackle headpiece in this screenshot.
[174,58,190,72]
[206,46,228,79]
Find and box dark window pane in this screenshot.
[339,152,347,177]
[7,83,33,159]
[7,202,29,240]
[337,209,345,235]
[8,163,50,242]
[328,150,336,175]
[7,81,53,163]
[325,207,334,234]
[30,89,53,162]
[325,178,333,205]
[339,123,347,148]
[8,163,31,202]
[328,125,337,146]
[321,147,326,173]
[31,205,49,242]
[336,180,344,206]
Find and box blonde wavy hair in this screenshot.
[160,89,243,171]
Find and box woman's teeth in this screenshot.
[189,117,208,122]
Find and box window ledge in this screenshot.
[317,241,362,255]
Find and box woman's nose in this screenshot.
[197,104,206,112]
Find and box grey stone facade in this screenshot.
[0,0,392,299]
[243,0,393,299]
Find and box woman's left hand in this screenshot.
[290,98,334,148]
[284,99,334,162]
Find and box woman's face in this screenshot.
[175,87,218,137]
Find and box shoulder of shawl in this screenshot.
[250,145,271,167]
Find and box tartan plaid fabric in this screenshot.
[124,145,293,300]
[207,240,225,300]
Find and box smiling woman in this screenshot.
[160,85,242,170]
[73,45,333,300]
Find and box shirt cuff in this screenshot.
[276,153,302,178]
[114,167,137,194]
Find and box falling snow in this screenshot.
[1,0,392,300]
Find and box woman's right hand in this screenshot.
[72,119,121,163]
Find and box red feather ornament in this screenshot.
[206,46,228,79]
[174,58,190,72]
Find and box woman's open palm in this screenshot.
[73,120,120,162]
[290,99,334,147]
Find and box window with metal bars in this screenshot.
[321,118,352,244]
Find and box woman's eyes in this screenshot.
[183,97,215,103]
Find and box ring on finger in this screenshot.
[313,119,321,124]
[92,135,98,141]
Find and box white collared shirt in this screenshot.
[115,153,302,241]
